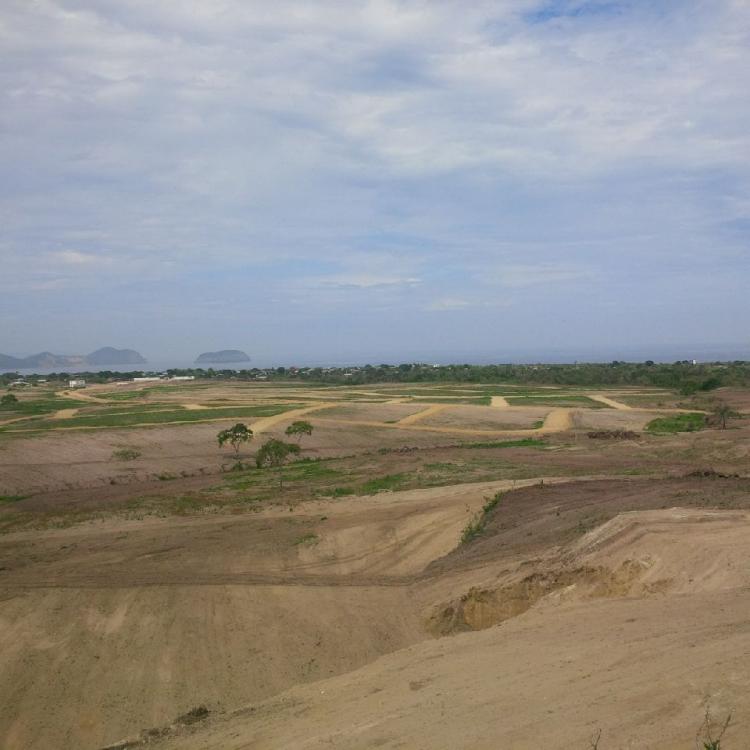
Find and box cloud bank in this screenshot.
[1,0,748,361]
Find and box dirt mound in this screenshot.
[426,561,668,635]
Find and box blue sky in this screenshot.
[1,0,748,364]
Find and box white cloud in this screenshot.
[426,297,471,311]
[483,263,593,288]
[314,273,420,289]
[0,1,748,355]
[52,250,105,265]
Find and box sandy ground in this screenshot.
[418,404,549,430]
[397,404,450,425]
[312,403,426,422]
[161,586,750,750]
[3,476,750,749]
[589,393,633,409]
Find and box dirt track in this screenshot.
[397,404,449,425]
[590,393,632,409]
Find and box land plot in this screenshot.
[418,404,550,430]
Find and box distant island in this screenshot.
[0,347,146,369]
[195,349,251,364]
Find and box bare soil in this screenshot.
[2,382,750,749]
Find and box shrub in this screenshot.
[112,448,141,461]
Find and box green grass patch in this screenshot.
[293,532,319,547]
[5,403,300,430]
[0,494,28,504]
[506,395,606,407]
[330,487,356,497]
[81,403,176,416]
[283,459,342,480]
[646,413,706,434]
[359,473,408,494]
[0,397,81,416]
[461,438,546,449]
[112,447,141,461]
[95,390,147,401]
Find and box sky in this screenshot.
[1,0,749,365]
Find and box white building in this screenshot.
[68,379,86,388]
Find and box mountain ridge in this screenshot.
[0,347,146,369]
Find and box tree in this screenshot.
[711,402,737,430]
[255,438,300,488]
[0,393,18,407]
[285,420,313,444]
[217,423,253,457]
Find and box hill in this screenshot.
[85,347,146,365]
[0,347,146,369]
[195,349,250,364]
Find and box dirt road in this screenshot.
[590,393,633,410]
[397,404,449,425]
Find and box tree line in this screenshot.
[4,361,750,393]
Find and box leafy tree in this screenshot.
[285,420,313,443]
[711,401,737,430]
[255,438,300,488]
[0,393,18,407]
[217,423,253,457]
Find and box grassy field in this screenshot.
[506,395,607,407]
[0,403,301,431]
[646,413,706,434]
[0,396,82,416]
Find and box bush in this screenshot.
[112,448,141,461]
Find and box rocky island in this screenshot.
[195,349,251,364]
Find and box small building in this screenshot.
[68,379,86,388]
[132,377,161,382]
[169,376,195,381]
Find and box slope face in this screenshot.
[152,505,750,749]
[4,478,750,750]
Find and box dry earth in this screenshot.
[1,382,749,749]
[3,476,750,749]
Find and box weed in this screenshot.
[0,494,27,504]
[293,532,319,546]
[112,447,141,461]
[330,487,355,497]
[461,492,502,544]
[360,473,407,494]
[461,438,545,450]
